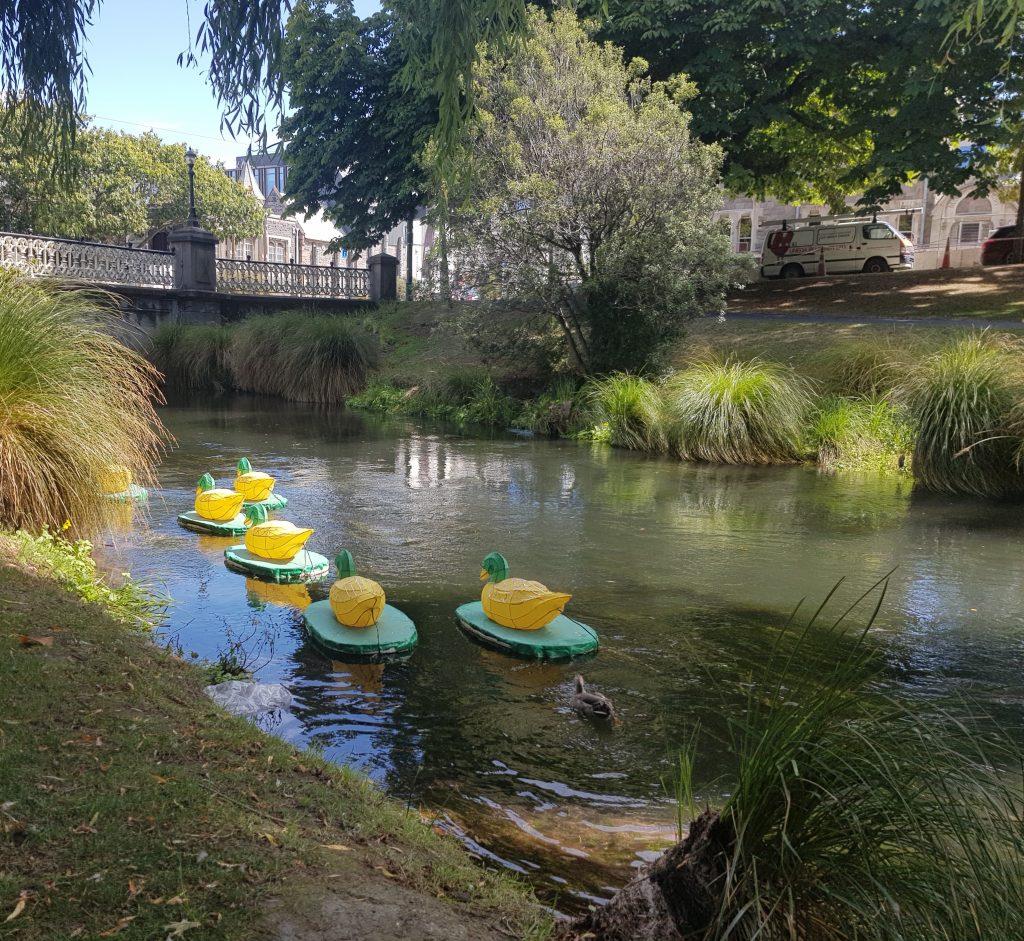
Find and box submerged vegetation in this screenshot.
[0,272,166,535]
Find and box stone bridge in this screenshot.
[0,226,399,331]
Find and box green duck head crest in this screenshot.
[244,503,269,526]
[334,550,356,578]
[237,457,252,475]
[196,473,216,492]
[480,552,509,583]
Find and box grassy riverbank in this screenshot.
[0,533,551,940]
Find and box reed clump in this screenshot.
[899,333,1024,497]
[808,395,913,472]
[0,271,166,534]
[586,373,669,451]
[711,585,1024,940]
[665,357,812,464]
[149,323,232,391]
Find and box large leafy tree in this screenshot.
[580,0,1010,208]
[0,122,264,242]
[279,1,437,252]
[453,8,749,374]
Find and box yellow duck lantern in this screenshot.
[234,457,276,503]
[329,550,386,627]
[479,552,572,630]
[195,473,245,522]
[243,504,314,562]
[99,464,132,495]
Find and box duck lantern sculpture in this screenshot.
[177,473,247,535]
[223,504,329,583]
[99,463,148,504]
[455,552,599,660]
[234,457,288,509]
[303,550,417,659]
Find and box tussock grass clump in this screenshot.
[347,381,409,413]
[0,272,166,534]
[711,585,1024,940]
[812,337,917,397]
[149,322,232,390]
[586,373,669,451]
[901,333,1024,497]
[808,395,914,472]
[231,312,380,403]
[515,376,586,436]
[666,357,811,464]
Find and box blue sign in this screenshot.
[341,248,348,258]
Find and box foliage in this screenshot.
[811,338,919,398]
[453,9,750,374]
[899,333,1024,497]
[586,0,1012,207]
[807,396,914,472]
[585,374,668,452]
[666,357,812,464]
[149,323,233,392]
[0,271,166,535]
[0,119,264,242]
[711,582,1024,940]
[280,2,437,253]
[513,376,586,436]
[347,381,410,413]
[7,529,165,628]
[230,312,381,404]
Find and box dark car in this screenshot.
[981,225,1021,265]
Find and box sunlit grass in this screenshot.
[585,373,669,451]
[0,271,167,535]
[807,395,914,472]
[666,357,811,464]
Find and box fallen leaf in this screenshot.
[128,877,145,897]
[98,915,135,936]
[17,634,53,647]
[4,894,27,922]
[320,843,352,852]
[164,918,202,939]
[215,861,245,870]
[261,832,279,847]
[164,895,187,905]
[374,866,398,878]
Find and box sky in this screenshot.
[85,0,381,166]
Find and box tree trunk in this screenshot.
[438,208,451,304]
[1013,151,1024,265]
[558,810,733,941]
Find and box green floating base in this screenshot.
[177,510,247,536]
[243,492,288,510]
[303,599,418,660]
[224,546,330,584]
[106,484,148,504]
[454,601,599,660]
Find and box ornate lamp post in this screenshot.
[184,146,199,227]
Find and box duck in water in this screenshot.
[569,674,615,722]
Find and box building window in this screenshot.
[269,240,287,263]
[234,239,253,260]
[897,213,914,240]
[957,222,988,245]
[737,215,752,252]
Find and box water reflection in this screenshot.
[99,396,1024,909]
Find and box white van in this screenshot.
[760,220,914,278]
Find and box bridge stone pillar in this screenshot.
[367,252,398,302]
[169,226,218,292]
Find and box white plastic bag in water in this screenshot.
[204,680,293,716]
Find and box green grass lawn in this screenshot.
[0,537,550,941]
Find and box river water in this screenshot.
[100,396,1024,909]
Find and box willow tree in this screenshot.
[451,9,747,375]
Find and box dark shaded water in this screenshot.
[99,396,1024,908]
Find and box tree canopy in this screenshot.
[453,9,748,374]
[0,119,264,243]
[279,1,437,252]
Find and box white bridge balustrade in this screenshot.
[0,231,174,288]
[216,258,370,299]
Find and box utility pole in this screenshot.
[405,215,414,301]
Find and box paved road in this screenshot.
[718,310,1024,330]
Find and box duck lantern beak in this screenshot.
[479,569,489,581]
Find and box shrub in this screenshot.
[347,381,409,413]
[514,376,586,436]
[0,272,166,534]
[808,395,914,472]
[585,374,669,451]
[665,357,811,464]
[149,323,232,390]
[900,333,1024,497]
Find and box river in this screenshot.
[99,395,1024,910]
